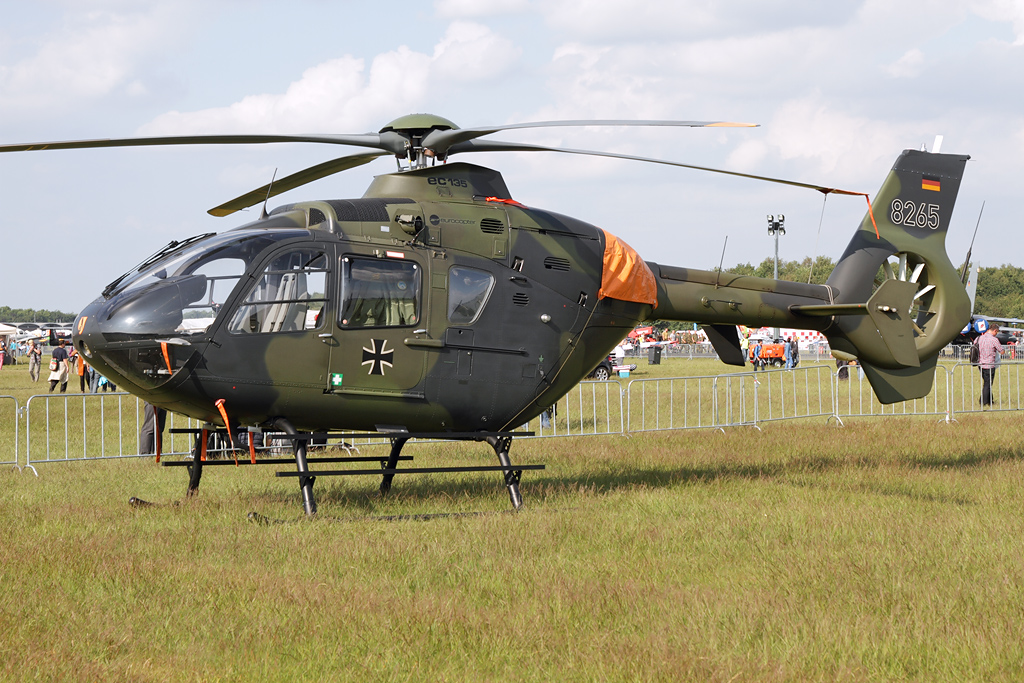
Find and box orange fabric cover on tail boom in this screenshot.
[598,230,658,307]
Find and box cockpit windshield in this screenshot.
[102,228,308,338]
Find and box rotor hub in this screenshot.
[379,114,461,169]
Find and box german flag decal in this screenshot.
[922,176,941,192]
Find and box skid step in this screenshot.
[162,455,413,467]
[276,464,545,478]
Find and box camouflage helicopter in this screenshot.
[0,114,971,515]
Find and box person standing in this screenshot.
[783,337,793,369]
[139,403,168,454]
[751,339,763,371]
[975,324,1003,408]
[48,339,70,393]
[77,355,90,392]
[27,339,41,381]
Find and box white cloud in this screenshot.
[138,22,520,135]
[884,49,926,78]
[970,0,1024,44]
[435,0,532,18]
[138,53,426,135]
[763,96,903,177]
[0,5,185,114]
[537,0,856,42]
[432,21,521,82]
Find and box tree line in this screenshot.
[0,307,78,323]
[722,256,837,286]
[973,264,1024,319]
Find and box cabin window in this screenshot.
[339,257,420,328]
[447,266,494,325]
[227,249,328,334]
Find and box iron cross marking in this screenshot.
[362,339,394,376]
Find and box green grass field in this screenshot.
[2,356,1022,681]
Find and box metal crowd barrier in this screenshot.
[948,361,1024,417]
[624,364,835,433]
[832,365,950,424]
[23,393,198,474]
[1,395,20,471]
[514,379,625,438]
[626,373,728,432]
[18,359,1024,474]
[749,364,836,425]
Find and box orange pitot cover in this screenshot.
[598,230,658,308]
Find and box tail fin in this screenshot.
[818,149,972,402]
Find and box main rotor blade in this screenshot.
[447,139,865,196]
[0,132,405,155]
[423,119,757,155]
[208,151,388,217]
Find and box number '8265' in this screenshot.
[890,199,940,229]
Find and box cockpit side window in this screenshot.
[180,258,246,333]
[339,257,420,328]
[228,249,329,334]
[447,266,494,325]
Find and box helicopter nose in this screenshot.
[72,305,102,359]
[73,292,203,393]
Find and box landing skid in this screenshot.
[152,424,542,517]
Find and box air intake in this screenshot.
[480,218,505,234]
[327,198,414,222]
[543,257,571,271]
[512,293,530,307]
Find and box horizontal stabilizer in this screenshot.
[790,303,868,317]
[701,324,746,366]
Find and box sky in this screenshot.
[2,0,1023,312]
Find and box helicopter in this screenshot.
[0,114,972,515]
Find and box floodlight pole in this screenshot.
[767,214,786,340]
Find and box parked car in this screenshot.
[588,353,637,380]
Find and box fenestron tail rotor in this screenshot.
[874,252,939,340]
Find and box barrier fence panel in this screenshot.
[522,379,624,438]
[626,374,744,433]
[714,372,758,429]
[625,366,837,434]
[949,361,1024,417]
[833,365,950,422]
[24,358,1024,469]
[24,393,196,470]
[748,365,836,425]
[1,396,19,470]
[162,410,205,455]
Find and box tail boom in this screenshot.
[644,149,972,403]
